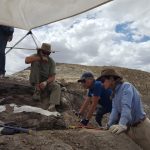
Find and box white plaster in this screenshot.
[0,106,6,112]
[0,127,4,133]
[9,104,16,107]
[13,105,61,117]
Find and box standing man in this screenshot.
[98,68,150,150]
[25,43,61,111]
[76,72,112,127]
[0,25,14,78]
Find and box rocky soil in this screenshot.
[0,130,141,150]
[1,63,150,150]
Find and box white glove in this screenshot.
[39,81,48,90]
[109,124,127,134]
[42,81,48,86]
[41,56,48,63]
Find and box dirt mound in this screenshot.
[0,78,84,130]
[0,77,143,150]
[1,63,150,149]
[0,130,142,150]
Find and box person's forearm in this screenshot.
[86,99,98,120]
[119,84,133,126]
[25,56,41,64]
[119,106,132,126]
[108,108,119,127]
[79,98,90,114]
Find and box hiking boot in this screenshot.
[32,89,41,101]
[48,104,56,112]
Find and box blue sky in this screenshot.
[115,22,150,43]
[5,0,150,74]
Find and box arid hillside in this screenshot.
[1,63,150,150]
[14,63,150,96]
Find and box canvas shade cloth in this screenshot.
[0,0,112,30]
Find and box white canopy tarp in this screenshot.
[0,0,112,30]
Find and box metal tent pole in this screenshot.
[5,30,39,55]
[5,31,31,55]
[30,32,39,48]
[6,47,36,50]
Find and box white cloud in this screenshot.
[5,0,150,74]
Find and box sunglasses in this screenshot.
[79,79,86,84]
[100,76,110,83]
[42,51,51,55]
[100,77,106,83]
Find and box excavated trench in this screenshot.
[0,78,143,150]
[0,78,84,130]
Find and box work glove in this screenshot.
[109,124,127,135]
[80,118,89,126]
[41,56,48,63]
[39,81,48,90]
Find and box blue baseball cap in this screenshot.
[78,72,94,82]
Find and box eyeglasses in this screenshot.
[100,76,110,83]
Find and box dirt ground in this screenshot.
[0,129,142,150]
[0,75,147,150]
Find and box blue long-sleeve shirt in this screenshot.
[108,82,146,126]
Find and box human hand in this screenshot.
[41,56,48,63]
[39,81,47,90]
[8,35,13,42]
[109,124,127,134]
[80,118,89,126]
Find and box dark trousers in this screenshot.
[0,36,8,75]
[95,105,111,126]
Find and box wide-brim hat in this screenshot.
[37,43,51,52]
[97,68,122,81]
